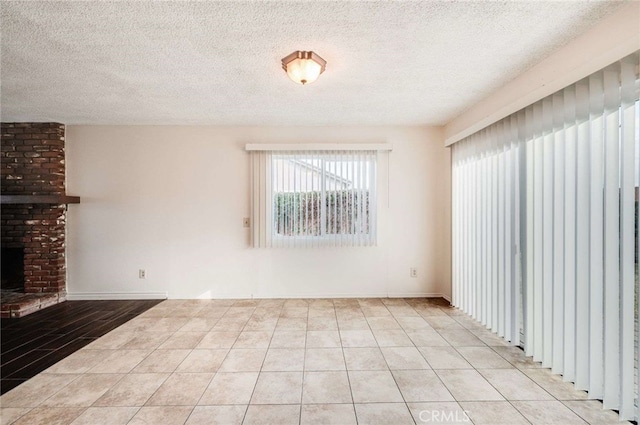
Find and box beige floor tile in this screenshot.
[12,407,85,425]
[69,406,139,424]
[193,307,228,319]
[269,331,306,348]
[304,348,346,371]
[280,307,309,318]
[418,346,473,369]
[388,307,421,318]
[438,329,485,346]
[145,373,213,406]
[512,400,587,424]
[177,318,219,332]
[196,331,239,349]
[405,329,451,347]
[396,316,432,330]
[133,349,191,373]
[83,330,135,350]
[372,329,414,347]
[243,404,300,425]
[522,368,588,400]
[148,318,190,332]
[407,402,469,425]
[302,371,352,404]
[44,349,111,374]
[361,307,393,318]
[307,299,334,309]
[348,371,403,403]
[563,400,629,425]
[492,346,542,369]
[435,369,504,401]
[306,331,341,348]
[479,369,553,400]
[336,317,371,330]
[257,299,286,308]
[243,318,278,332]
[233,331,273,348]
[380,347,430,369]
[0,407,31,425]
[0,373,79,407]
[186,405,246,424]
[87,350,151,373]
[392,370,454,402]
[275,317,307,331]
[460,401,530,424]
[223,307,255,320]
[169,307,204,318]
[307,317,339,331]
[121,318,157,332]
[41,374,123,407]
[339,330,377,347]
[419,307,448,316]
[199,372,258,405]
[211,318,247,332]
[94,373,168,406]
[120,332,172,350]
[425,315,465,329]
[158,332,206,349]
[283,300,309,308]
[343,347,389,370]
[176,349,228,373]
[456,346,513,369]
[233,300,260,308]
[307,308,336,319]
[128,406,193,425]
[251,308,281,320]
[472,330,513,347]
[250,372,303,404]
[366,316,401,330]
[218,349,266,372]
[354,403,414,425]
[300,404,357,425]
[262,348,305,371]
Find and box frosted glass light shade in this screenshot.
[281,51,326,85]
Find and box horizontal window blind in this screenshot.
[250,150,378,248]
[452,52,639,421]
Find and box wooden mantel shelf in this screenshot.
[0,195,81,205]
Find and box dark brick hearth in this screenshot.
[1,123,74,318]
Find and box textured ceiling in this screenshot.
[0,1,622,126]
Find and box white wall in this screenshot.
[65,126,451,300]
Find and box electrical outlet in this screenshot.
[410,267,417,278]
[243,217,250,228]
[139,269,146,279]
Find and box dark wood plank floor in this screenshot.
[0,299,163,394]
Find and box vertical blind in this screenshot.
[250,150,378,248]
[452,52,639,420]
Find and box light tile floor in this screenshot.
[0,298,629,424]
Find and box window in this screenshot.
[248,146,389,248]
[272,152,375,240]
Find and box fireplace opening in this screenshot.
[1,248,24,292]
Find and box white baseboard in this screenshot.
[66,292,168,300]
[66,291,449,302]
[168,292,451,300]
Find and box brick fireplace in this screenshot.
[1,123,79,318]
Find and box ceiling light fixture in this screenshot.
[281,51,326,85]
